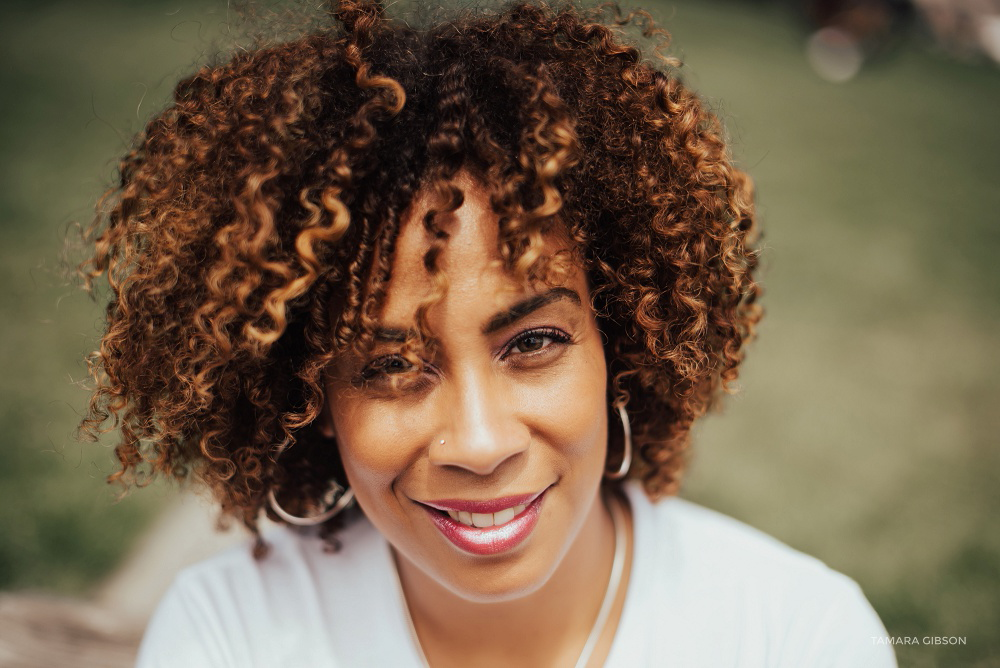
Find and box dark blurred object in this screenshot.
[800,0,916,80]
[784,0,1000,77]
[910,0,1000,62]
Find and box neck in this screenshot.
[394,487,624,668]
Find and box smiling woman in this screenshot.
[79,1,895,666]
[322,177,613,615]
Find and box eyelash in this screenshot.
[358,355,418,381]
[357,327,571,384]
[500,327,571,359]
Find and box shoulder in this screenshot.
[621,482,896,667]
[162,520,346,608]
[627,482,858,595]
[136,517,396,668]
[657,493,841,583]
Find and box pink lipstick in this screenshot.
[419,489,547,556]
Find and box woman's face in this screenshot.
[323,178,609,603]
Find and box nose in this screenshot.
[429,370,530,475]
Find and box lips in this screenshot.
[421,491,543,514]
[418,489,547,556]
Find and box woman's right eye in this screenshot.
[360,354,414,381]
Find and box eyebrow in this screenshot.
[482,287,582,335]
[373,327,410,343]
[370,287,583,343]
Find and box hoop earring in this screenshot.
[267,446,354,527]
[604,403,632,480]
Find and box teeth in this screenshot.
[493,507,515,525]
[445,503,529,528]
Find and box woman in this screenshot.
[81,1,896,665]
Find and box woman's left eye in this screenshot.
[505,328,570,357]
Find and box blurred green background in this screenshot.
[1,0,997,666]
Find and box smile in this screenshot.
[418,489,547,556]
[445,504,528,528]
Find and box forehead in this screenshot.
[380,178,585,325]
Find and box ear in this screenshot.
[317,399,337,440]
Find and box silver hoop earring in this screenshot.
[604,403,632,480]
[267,446,354,526]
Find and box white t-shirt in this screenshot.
[137,482,896,667]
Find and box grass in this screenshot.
[1,0,997,665]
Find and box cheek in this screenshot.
[526,338,608,461]
[329,398,428,497]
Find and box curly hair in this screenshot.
[80,0,761,544]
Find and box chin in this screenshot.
[432,544,567,604]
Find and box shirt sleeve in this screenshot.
[135,573,236,668]
[779,575,898,668]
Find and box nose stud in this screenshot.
[439,439,445,445]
